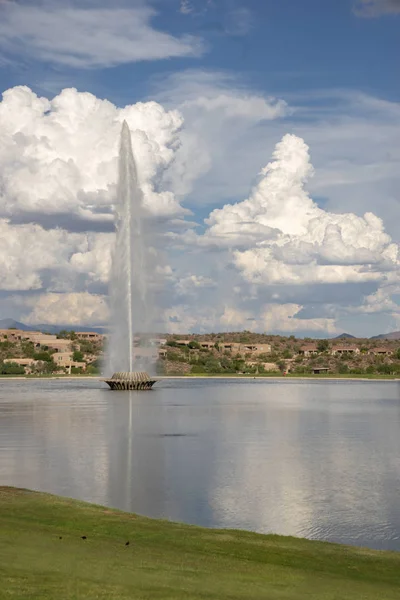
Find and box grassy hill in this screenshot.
[1,487,400,599]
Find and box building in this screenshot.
[299,344,319,357]
[20,332,72,352]
[75,332,104,342]
[0,329,36,342]
[53,352,86,371]
[200,341,215,350]
[331,345,360,355]
[4,358,37,366]
[368,347,393,356]
[313,367,329,374]
[219,342,242,353]
[175,340,192,347]
[241,344,271,355]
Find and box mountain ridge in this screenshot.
[0,318,106,334]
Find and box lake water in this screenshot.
[1,378,400,551]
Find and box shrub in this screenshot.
[0,362,25,375]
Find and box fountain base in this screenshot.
[103,371,156,391]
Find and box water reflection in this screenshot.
[0,379,400,551]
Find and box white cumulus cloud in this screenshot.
[0,86,186,225]
[201,133,399,287]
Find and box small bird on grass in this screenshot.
[125,541,130,546]
[81,536,87,540]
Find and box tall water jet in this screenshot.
[105,121,156,387]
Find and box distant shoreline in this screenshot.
[0,374,399,382]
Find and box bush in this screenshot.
[166,340,179,348]
[188,341,200,350]
[377,363,392,374]
[191,364,206,374]
[0,362,25,375]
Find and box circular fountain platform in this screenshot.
[103,371,156,390]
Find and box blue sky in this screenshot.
[0,0,399,336]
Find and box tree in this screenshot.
[395,348,400,360]
[277,360,286,373]
[33,351,53,362]
[317,339,329,352]
[72,350,84,362]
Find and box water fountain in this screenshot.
[104,121,157,390]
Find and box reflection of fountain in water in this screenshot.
[106,121,154,376]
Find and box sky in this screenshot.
[0,0,399,337]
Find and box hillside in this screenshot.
[371,331,400,340]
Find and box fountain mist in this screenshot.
[106,121,152,375]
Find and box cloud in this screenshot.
[161,302,337,334]
[0,86,187,228]
[154,69,288,198]
[0,80,398,335]
[354,0,400,16]
[201,133,399,288]
[23,292,109,326]
[155,76,400,250]
[0,2,203,68]
[0,219,85,291]
[180,0,194,14]
[175,274,215,296]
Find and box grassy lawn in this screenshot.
[1,488,400,599]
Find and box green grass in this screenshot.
[1,488,400,599]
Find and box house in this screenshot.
[53,352,86,370]
[251,344,272,355]
[331,345,360,355]
[4,358,37,366]
[175,339,192,347]
[21,333,72,352]
[220,342,242,353]
[299,344,319,357]
[76,332,104,342]
[368,347,393,356]
[200,341,215,350]
[0,329,31,342]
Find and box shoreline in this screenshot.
[0,374,399,382]
[1,487,399,598]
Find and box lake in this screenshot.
[1,378,400,551]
